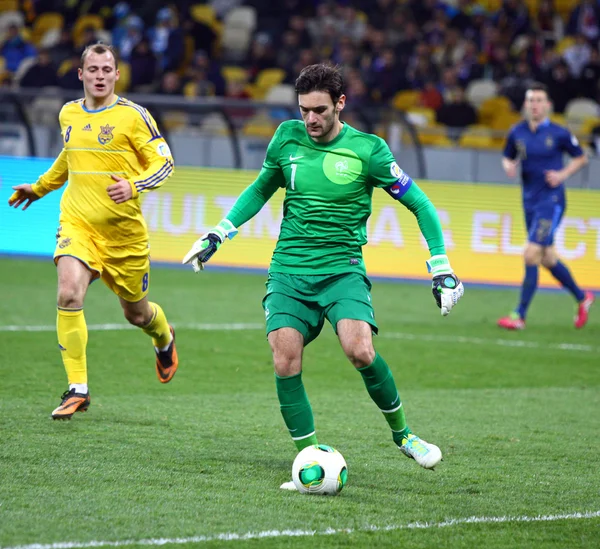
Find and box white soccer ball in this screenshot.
[292,444,348,495]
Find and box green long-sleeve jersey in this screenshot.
[226,120,445,275]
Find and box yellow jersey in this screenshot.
[32,95,174,246]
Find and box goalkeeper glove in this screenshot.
[426,254,464,316]
[182,219,238,273]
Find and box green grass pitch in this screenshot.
[0,257,599,548]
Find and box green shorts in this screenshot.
[262,272,378,345]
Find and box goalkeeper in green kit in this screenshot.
[183,64,464,487]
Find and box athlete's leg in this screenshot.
[53,256,94,419]
[269,327,318,451]
[335,318,441,469]
[542,246,594,328]
[119,295,178,383]
[542,245,585,301]
[517,242,543,320]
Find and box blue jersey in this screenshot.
[503,119,584,206]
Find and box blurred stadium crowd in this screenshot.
[1,0,600,147]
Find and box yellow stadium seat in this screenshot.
[32,12,64,45]
[556,36,575,55]
[222,65,248,84]
[0,56,5,73]
[178,35,196,75]
[459,125,499,150]
[490,111,522,132]
[0,0,18,10]
[114,61,130,93]
[392,90,420,111]
[580,117,600,136]
[550,113,567,126]
[555,0,577,20]
[191,4,217,25]
[57,58,73,78]
[417,124,455,147]
[73,14,104,48]
[247,68,285,99]
[406,107,436,127]
[478,96,513,125]
[162,111,189,131]
[243,114,276,138]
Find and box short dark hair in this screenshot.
[295,64,344,103]
[80,43,119,69]
[526,82,549,96]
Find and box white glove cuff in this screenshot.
[217,219,239,240]
[426,254,453,276]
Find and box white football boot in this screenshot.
[399,434,442,469]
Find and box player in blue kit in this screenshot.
[497,83,594,330]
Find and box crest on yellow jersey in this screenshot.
[98,123,115,145]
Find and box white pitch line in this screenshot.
[2,510,599,549]
[1,322,598,354]
[380,332,600,353]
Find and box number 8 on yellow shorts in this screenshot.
[54,222,150,303]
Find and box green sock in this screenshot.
[275,372,318,451]
[358,353,411,445]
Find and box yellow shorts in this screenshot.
[54,222,150,302]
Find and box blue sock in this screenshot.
[517,265,538,320]
[549,261,585,301]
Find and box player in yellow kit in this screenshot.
[8,43,179,419]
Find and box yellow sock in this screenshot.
[57,307,88,385]
[143,302,172,348]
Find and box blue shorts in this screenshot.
[525,202,564,246]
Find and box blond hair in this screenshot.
[80,43,119,69]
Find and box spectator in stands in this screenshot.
[365,0,396,29]
[434,27,467,67]
[0,24,37,74]
[277,30,301,76]
[463,6,488,50]
[436,85,477,136]
[369,47,408,102]
[49,28,76,67]
[455,40,485,85]
[494,0,531,39]
[410,0,439,28]
[184,10,217,59]
[536,0,564,46]
[184,50,225,97]
[306,2,336,50]
[489,45,513,81]
[336,5,367,44]
[500,60,536,110]
[116,15,144,61]
[566,0,600,41]
[57,53,82,90]
[245,33,277,82]
[148,7,184,73]
[285,48,317,84]
[129,38,157,92]
[384,7,410,48]
[580,47,600,99]
[424,7,448,48]
[19,48,58,88]
[438,66,461,102]
[563,33,592,78]
[419,79,443,111]
[80,26,101,51]
[395,20,420,68]
[110,2,132,50]
[159,71,183,95]
[545,59,577,113]
[288,15,313,49]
